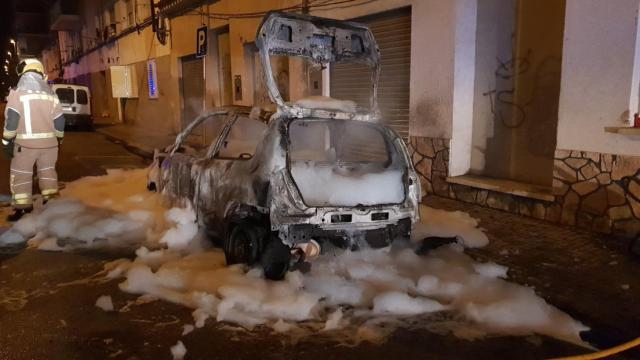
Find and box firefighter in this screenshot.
[2,58,65,221]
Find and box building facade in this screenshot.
[34,0,640,237]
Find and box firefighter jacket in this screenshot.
[3,88,65,148]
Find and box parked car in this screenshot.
[148,12,421,279]
[52,84,93,130]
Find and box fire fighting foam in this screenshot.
[0,169,588,347]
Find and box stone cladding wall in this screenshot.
[408,137,640,237]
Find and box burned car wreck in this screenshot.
[148,12,421,279]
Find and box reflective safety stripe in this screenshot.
[19,94,57,102]
[41,188,58,196]
[17,132,56,139]
[11,168,32,174]
[21,97,32,134]
[38,166,55,172]
[13,193,33,205]
[12,181,32,188]
[39,177,57,181]
[3,130,17,138]
[18,94,57,136]
[14,197,33,205]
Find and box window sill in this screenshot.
[604,126,640,135]
[447,175,555,202]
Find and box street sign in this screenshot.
[196,26,207,58]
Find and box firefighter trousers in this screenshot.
[10,144,59,209]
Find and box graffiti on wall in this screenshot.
[482,49,561,134]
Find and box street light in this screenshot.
[7,51,12,57]
[9,39,15,45]
[4,59,8,64]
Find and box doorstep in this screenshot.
[446,174,555,202]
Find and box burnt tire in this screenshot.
[261,237,291,281]
[224,224,263,266]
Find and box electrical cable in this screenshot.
[186,0,374,19]
[548,337,640,360]
[59,0,375,67]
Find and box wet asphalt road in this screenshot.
[0,130,149,196]
[0,131,614,359]
[0,249,586,360]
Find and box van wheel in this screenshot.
[261,236,291,281]
[223,224,263,266]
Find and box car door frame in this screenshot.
[162,111,232,201]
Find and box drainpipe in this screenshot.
[150,0,157,33]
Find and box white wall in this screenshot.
[407,0,455,139]
[449,0,478,176]
[557,0,640,156]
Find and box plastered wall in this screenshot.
[557,0,640,157]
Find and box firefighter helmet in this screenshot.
[16,58,45,77]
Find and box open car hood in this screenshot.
[256,11,380,120]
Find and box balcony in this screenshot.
[156,0,220,18]
[50,0,81,31]
[17,33,56,58]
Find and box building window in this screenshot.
[125,0,135,28]
[109,4,116,26]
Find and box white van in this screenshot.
[52,84,93,130]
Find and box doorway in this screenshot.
[470,0,565,187]
[180,55,204,131]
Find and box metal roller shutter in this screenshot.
[330,7,411,139]
[181,55,204,131]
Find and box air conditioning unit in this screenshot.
[110,65,138,98]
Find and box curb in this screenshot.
[95,128,156,160]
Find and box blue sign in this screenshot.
[147,59,159,99]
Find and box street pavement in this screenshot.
[0,130,149,196]
[0,131,638,359]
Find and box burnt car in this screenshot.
[148,12,421,279]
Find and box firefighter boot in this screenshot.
[7,206,33,222]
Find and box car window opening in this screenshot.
[55,88,74,104]
[288,119,405,207]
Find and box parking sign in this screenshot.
[196,26,207,58]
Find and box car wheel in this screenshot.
[224,224,263,266]
[261,236,291,281]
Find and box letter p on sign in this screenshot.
[196,26,207,58]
